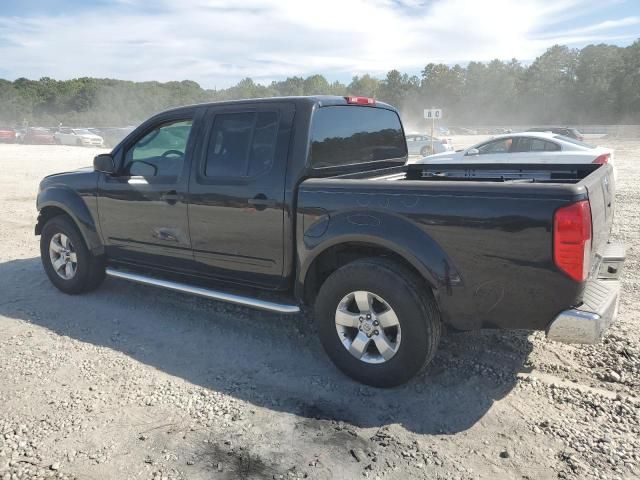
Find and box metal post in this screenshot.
[430,115,435,155]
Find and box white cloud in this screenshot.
[0,0,636,87]
[538,16,640,37]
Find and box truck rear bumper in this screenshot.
[546,243,625,344]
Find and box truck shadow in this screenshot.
[0,257,533,436]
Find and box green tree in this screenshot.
[303,74,330,94]
[347,74,380,97]
[520,45,579,123]
[1,40,639,127]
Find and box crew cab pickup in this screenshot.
[36,96,625,387]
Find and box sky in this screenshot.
[0,0,639,88]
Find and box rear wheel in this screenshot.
[420,146,432,156]
[40,215,105,294]
[314,258,441,387]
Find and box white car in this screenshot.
[54,128,104,147]
[405,133,454,156]
[416,131,614,174]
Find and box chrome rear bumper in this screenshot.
[546,243,625,344]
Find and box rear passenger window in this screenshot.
[530,139,560,152]
[204,112,278,178]
[249,112,279,176]
[310,106,407,168]
[512,137,531,152]
[514,137,561,152]
[477,138,513,154]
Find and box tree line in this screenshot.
[1,40,639,128]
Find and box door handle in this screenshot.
[248,194,276,211]
[161,190,179,205]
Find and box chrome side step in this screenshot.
[105,268,301,314]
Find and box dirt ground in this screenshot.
[0,137,638,480]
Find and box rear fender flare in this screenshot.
[297,210,462,299]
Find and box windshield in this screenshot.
[554,135,595,149]
[72,129,93,135]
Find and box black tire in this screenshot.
[40,215,105,294]
[314,258,441,387]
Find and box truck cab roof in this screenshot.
[161,95,398,115]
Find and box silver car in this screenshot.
[415,132,615,179]
[405,133,453,156]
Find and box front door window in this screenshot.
[123,120,193,179]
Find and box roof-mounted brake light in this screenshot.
[345,96,376,105]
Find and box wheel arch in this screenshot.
[36,188,104,255]
[297,235,450,306]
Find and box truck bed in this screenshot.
[297,162,616,332]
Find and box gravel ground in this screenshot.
[0,138,638,480]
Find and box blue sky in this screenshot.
[0,0,639,88]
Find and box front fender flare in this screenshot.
[36,187,104,255]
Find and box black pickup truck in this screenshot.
[36,96,625,387]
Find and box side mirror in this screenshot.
[94,153,115,174]
[465,148,479,156]
[128,160,157,177]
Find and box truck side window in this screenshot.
[204,111,278,178]
[124,119,192,178]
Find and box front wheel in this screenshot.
[40,215,105,294]
[314,258,441,387]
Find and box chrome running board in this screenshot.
[105,268,301,314]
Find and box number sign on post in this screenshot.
[423,109,443,120]
[423,109,443,156]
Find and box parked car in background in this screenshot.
[0,126,17,143]
[54,128,104,147]
[406,133,453,156]
[15,128,26,143]
[449,126,478,135]
[415,132,615,177]
[527,126,584,141]
[95,127,136,148]
[488,127,512,135]
[23,127,56,145]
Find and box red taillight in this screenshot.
[345,96,375,105]
[592,153,610,164]
[554,200,592,282]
